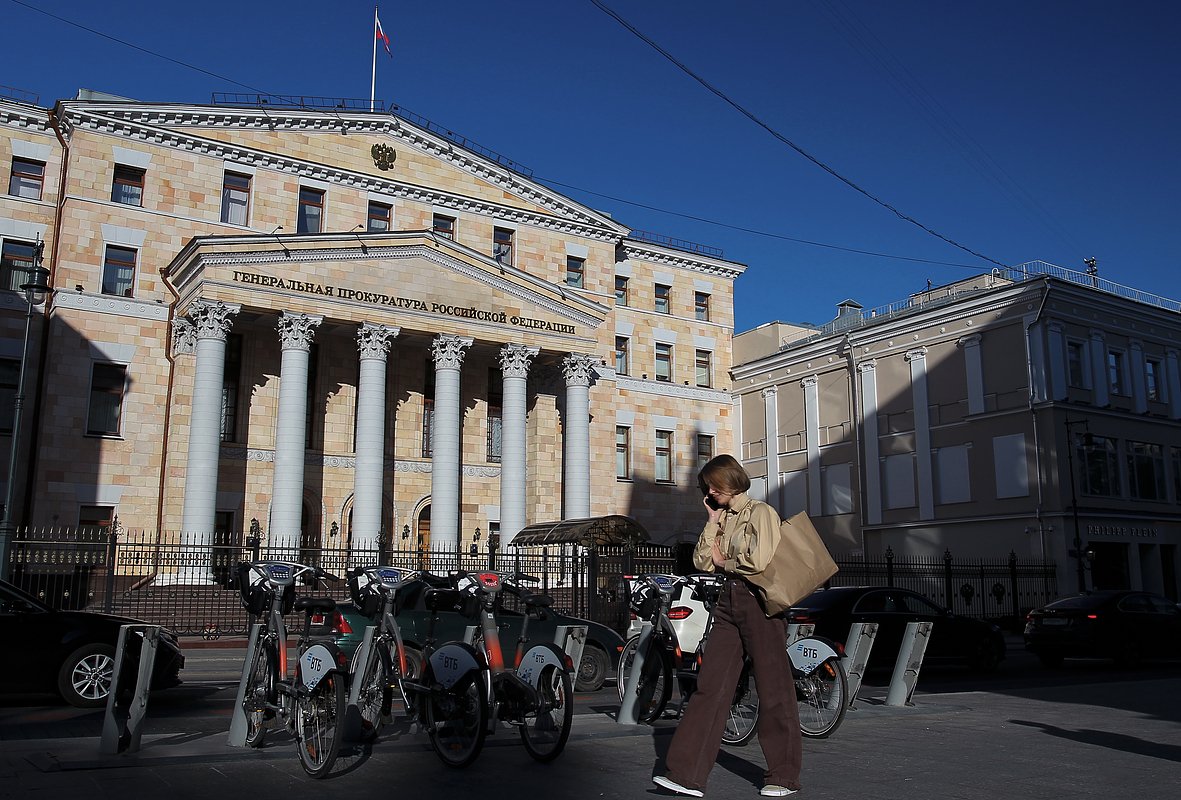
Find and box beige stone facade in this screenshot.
[1,95,742,564]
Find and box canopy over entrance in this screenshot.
[510,515,650,548]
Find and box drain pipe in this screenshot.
[1024,278,1053,563]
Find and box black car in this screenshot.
[0,578,185,707]
[314,578,625,692]
[789,586,1006,671]
[1024,590,1181,667]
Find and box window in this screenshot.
[566,256,584,288]
[220,334,242,443]
[221,172,251,225]
[655,342,672,382]
[616,426,631,479]
[78,505,115,533]
[1146,358,1163,402]
[9,158,44,200]
[298,187,325,233]
[487,367,502,462]
[0,358,18,434]
[367,201,392,232]
[614,336,630,376]
[1066,341,1087,388]
[111,165,145,206]
[1,239,36,292]
[694,291,711,321]
[615,276,629,306]
[432,213,455,239]
[102,245,136,297]
[87,363,127,435]
[655,430,673,482]
[1080,435,1119,497]
[1126,441,1165,501]
[655,283,671,314]
[695,349,712,388]
[493,227,513,265]
[696,434,714,469]
[1107,349,1126,395]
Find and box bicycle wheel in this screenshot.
[294,671,346,778]
[617,635,672,723]
[722,668,759,746]
[352,641,392,741]
[796,656,848,739]
[242,639,276,748]
[519,665,573,762]
[425,672,488,768]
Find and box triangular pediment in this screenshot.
[167,231,608,348]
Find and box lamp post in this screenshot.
[1064,418,1092,593]
[0,244,53,581]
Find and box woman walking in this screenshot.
[653,454,802,798]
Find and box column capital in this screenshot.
[357,322,400,360]
[187,299,240,341]
[956,334,982,348]
[857,359,877,374]
[761,385,778,400]
[432,334,474,370]
[171,317,196,356]
[499,343,539,378]
[562,352,599,387]
[800,375,818,389]
[277,311,323,350]
[905,347,928,362]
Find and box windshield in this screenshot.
[0,579,51,612]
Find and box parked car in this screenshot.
[788,586,1006,671]
[1024,590,1181,667]
[312,577,625,692]
[0,578,185,707]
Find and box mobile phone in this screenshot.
[704,495,722,510]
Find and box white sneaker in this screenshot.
[760,786,797,797]
[653,775,705,797]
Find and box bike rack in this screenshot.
[343,624,380,741]
[616,620,654,726]
[885,621,932,706]
[227,622,264,747]
[553,624,588,675]
[786,622,815,646]
[99,623,162,755]
[840,622,878,709]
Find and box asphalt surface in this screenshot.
[2,637,1179,800]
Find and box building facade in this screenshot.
[1,93,741,581]
[733,267,1181,600]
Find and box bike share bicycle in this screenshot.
[617,573,849,740]
[232,560,350,778]
[346,565,489,767]
[453,570,575,763]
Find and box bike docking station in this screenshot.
[885,621,932,707]
[616,618,654,726]
[839,623,878,709]
[99,623,162,755]
[344,623,382,741]
[227,622,263,747]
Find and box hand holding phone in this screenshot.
[704,495,722,511]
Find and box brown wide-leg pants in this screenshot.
[664,578,802,792]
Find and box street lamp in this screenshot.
[1064,418,1094,593]
[470,526,481,557]
[0,242,53,580]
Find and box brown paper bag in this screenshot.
[747,510,838,616]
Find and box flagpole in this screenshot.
[370,5,378,112]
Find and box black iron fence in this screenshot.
[3,527,1056,637]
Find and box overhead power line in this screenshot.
[587,0,1008,269]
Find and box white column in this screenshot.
[907,348,934,520]
[270,312,322,551]
[958,334,985,415]
[430,334,473,551]
[1089,329,1109,407]
[178,301,238,584]
[562,353,597,520]
[499,344,538,545]
[1045,322,1067,401]
[353,322,399,555]
[802,376,822,515]
[761,385,780,511]
[858,361,882,525]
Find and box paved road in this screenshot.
[2,639,1179,799]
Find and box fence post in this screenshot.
[885,546,894,587]
[1008,551,1020,628]
[943,549,954,610]
[103,526,118,613]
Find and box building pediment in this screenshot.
[165,231,608,347]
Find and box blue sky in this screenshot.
[4,0,1178,333]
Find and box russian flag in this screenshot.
[376,16,392,56]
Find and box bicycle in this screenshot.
[346,565,490,767]
[455,570,575,763]
[617,573,849,740]
[235,560,349,778]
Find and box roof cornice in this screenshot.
[620,240,746,279]
[1,101,50,133]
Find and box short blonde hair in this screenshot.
[698,454,751,495]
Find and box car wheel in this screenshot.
[967,640,1001,672]
[58,643,117,708]
[1037,651,1064,669]
[575,643,609,692]
[1113,639,1142,667]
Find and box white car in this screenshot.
[624,573,716,656]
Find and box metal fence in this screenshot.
[4,527,1056,637]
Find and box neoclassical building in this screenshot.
[1,92,741,580]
